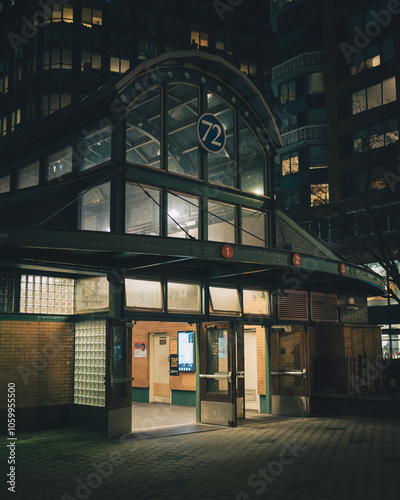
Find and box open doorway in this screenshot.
[131,321,197,431]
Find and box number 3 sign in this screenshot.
[197,113,226,154]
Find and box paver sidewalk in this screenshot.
[2,415,399,500]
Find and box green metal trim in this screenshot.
[171,390,196,407]
[0,227,386,293]
[264,327,271,414]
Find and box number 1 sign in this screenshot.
[197,113,226,154]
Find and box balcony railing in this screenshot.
[280,125,327,147]
[272,51,324,81]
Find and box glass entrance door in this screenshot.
[105,318,133,438]
[270,326,309,416]
[199,322,238,426]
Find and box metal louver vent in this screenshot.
[311,292,338,322]
[276,216,327,258]
[278,290,308,321]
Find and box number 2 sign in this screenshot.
[197,113,226,154]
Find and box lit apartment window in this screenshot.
[0,175,10,193]
[41,3,73,25]
[81,52,101,71]
[281,152,299,176]
[1,116,7,136]
[240,60,257,77]
[82,7,102,27]
[307,72,324,94]
[110,57,130,73]
[310,184,329,207]
[352,77,396,115]
[191,30,208,49]
[0,75,8,94]
[371,176,387,191]
[43,49,73,70]
[10,109,21,132]
[17,162,40,189]
[353,119,399,154]
[279,80,296,105]
[350,37,393,76]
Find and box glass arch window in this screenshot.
[239,117,266,195]
[168,84,199,178]
[207,93,235,187]
[80,126,111,171]
[126,87,161,168]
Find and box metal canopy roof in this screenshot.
[0,227,385,296]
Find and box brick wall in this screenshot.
[0,321,74,410]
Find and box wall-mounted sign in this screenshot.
[292,253,301,267]
[221,244,234,259]
[197,113,226,153]
[134,342,147,358]
[339,263,347,275]
[170,354,179,376]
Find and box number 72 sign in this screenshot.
[197,113,226,154]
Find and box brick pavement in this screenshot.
[1,415,399,500]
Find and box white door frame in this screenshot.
[149,333,171,404]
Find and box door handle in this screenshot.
[270,369,306,378]
[199,371,232,382]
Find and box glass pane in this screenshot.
[80,126,112,171]
[17,162,40,189]
[0,175,10,193]
[125,278,163,309]
[178,331,194,371]
[167,193,199,239]
[74,277,109,312]
[207,93,235,187]
[168,84,199,178]
[367,83,382,110]
[239,117,265,195]
[126,88,161,168]
[383,77,396,104]
[47,146,73,180]
[125,183,160,235]
[242,208,267,247]
[279,331,301,370]
[208,201,236,243]
[307,72,324,94]
[209,286,241,313]
[168,282,201,313]
[243,289,270,315]
[352,90,366,114]
[80,182,110,232]
[207,328,228,393]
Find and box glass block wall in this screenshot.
[74,320,106,407]
[20,275,74,314]
[0,273,15,312]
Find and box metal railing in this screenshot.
[280,125,327,147]
[272,51,324,80]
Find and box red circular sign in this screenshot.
[292,253,301,267]
[339,263,347,275]
[221,244,234,259]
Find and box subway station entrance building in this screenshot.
[0,52,385,437]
